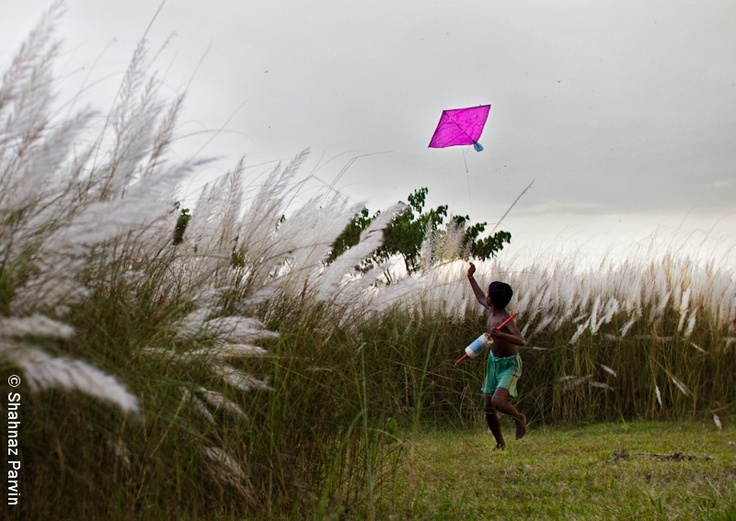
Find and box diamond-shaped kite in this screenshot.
[428,104,491,152]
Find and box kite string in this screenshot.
[462,148,472,214]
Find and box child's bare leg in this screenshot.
[483,395,505,449]
[491,388,527,440]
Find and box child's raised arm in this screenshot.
[467,262,489,309]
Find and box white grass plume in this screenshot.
[677,286,692,332]
[5,346,139,413]
[418,216,467,270]
[181,387,216,425]
[598,363,617,377]
[670,375,691,397]
[683,310,697,338]
[559,374,592,390]
[423,232,736,346]
[619,309,639,337]
[689,342,706,355]
[268,193,364,295]
[203,316,279,344]
[201,446,253,499]
[589,381,614,391]
[0,4,201,418]
[197,387,248,419]
[211,364,273,392]
[0,314,74,340]
[316,202,406,301]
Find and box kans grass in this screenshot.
[2,5,736,519]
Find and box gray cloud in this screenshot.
[3,0,735,249]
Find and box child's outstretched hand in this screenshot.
[467,262,476,277]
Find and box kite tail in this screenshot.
[473,141,484,152]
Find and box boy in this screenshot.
[467,262,527,449]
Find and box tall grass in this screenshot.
[2,5,735,519]
[376,246,736,426]
[0,6,402,519]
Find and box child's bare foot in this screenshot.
[493,443,505,451]
[515,414,527,440]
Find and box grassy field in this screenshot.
[378,421,736,520]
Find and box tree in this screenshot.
[330,187,511,273]
[172,204,191,246]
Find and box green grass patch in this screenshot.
[383,421,736,520]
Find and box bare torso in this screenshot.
[487,311,520,357]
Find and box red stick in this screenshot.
[454,354,469,366]
[454,312,519,366]
[495,312,519,332]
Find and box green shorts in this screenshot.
[481,353,522,397]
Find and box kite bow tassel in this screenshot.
[472,141,483,152]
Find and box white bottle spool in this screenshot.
[464,332,493,358]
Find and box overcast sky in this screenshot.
[4,1,736,259]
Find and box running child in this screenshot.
[467,262,527,449]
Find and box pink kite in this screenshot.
[428,104,491,152]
